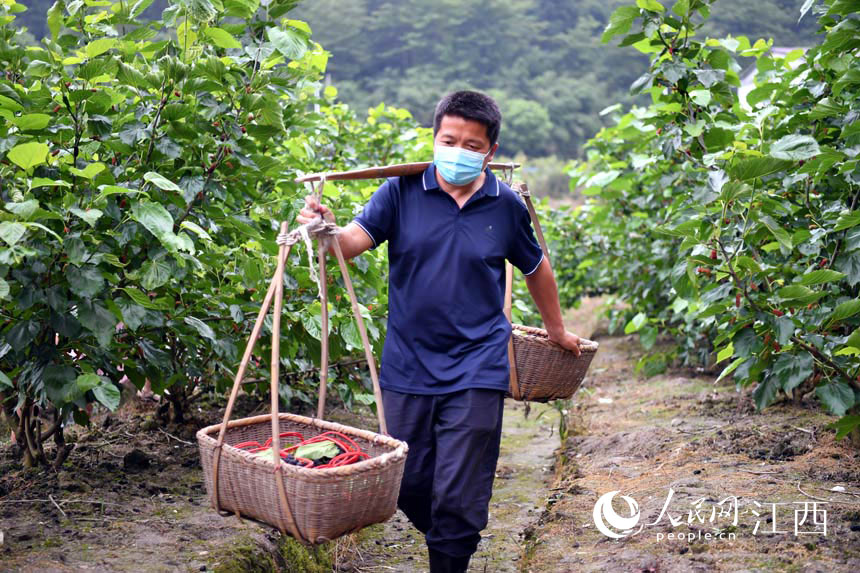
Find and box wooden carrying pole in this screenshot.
[296,161,520,183]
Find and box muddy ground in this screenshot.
[519,336,860,573]
[1,302,859,572]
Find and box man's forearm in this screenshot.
[523,257,565,338]
[331,222,373,260]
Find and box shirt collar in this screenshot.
[422,163,500,199]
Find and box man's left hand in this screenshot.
[549,330,582,356]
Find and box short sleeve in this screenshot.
[507,200,545,276]
[352,178,397,249]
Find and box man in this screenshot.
[298,90,580,572]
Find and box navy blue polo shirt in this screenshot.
[352,164,545,395]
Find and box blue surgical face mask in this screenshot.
[433,145,490,186]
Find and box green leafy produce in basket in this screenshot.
[295,440,343,465]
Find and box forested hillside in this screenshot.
[295,0,818,157]
[14,0,819,157]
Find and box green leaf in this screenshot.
[69,162,106,179]
[76,373,101,392]
[0,222,26,246]
[777,285,815,300]
[636,0,664,12]
[93,383,121,410]
[717,342,734,362]
[116,298,146,331]
[832,210,860,233]
[7,141,49,170]
[94,185,147,204]
[140,258,171,290]
[830,299,860,323]
[67,265,104,298]
[77,300,117,348]
[31,177,72,189]
[294,439,340,461]
[0,370,12,389]
[689,88,711,106]
[672,0,690,17]
[267,26,308,59]
[301,310,323,340]
[835,252,860,286]
[121,287,170,310]
[341,320,362,350]
[639,325,657,349]
[5,199,39,220]
[845,327,860,349]
[12,113,51,131]
[44,365,77,404]
[180,221,212,242]
[716,356,747,383]
[753,377,780,410]
[85,38,116,59]
[51,309,81,338]
[770,352,813,392]
[5,319,39,351]
[816,381,855,416]
[774,316,795,345]
[828,415,860,440]
[143,171,182,192]
[769,134,821,161]
[624,312,647,334]
[761,215,792,251]
[184,316,217,343]
[47,1,63,39]
[800,269,846,285]
[834,347,860,356]
[799,0,818,22]
[131,200,175,245]
[0,278,9,300]
[601,5,640,44]
[69,207,103,227]
[203,26,242,49]
[728,157,792,181]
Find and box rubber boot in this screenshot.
[428,548,471,573]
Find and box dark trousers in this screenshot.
[381,387,506,558]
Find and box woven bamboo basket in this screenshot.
[197,219,408,544]
[503,180,599,402]
[507,324,599,402]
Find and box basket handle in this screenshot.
[504,261,522,401]
[210,217,389,533]
[306,175,386,433]
[329,237,388,435]
[210,221,305,541]
[512,182,550,265]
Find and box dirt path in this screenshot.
[519,334,860,573]
[348,399,563,572]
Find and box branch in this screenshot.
[143,81,171,166]
[173,145,226,231]
[791,335,860,393]
[716,238,764,313]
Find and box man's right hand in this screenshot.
[297,194,336,226]
[295,194,374,260]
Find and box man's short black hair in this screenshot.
[433,90,501,148]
